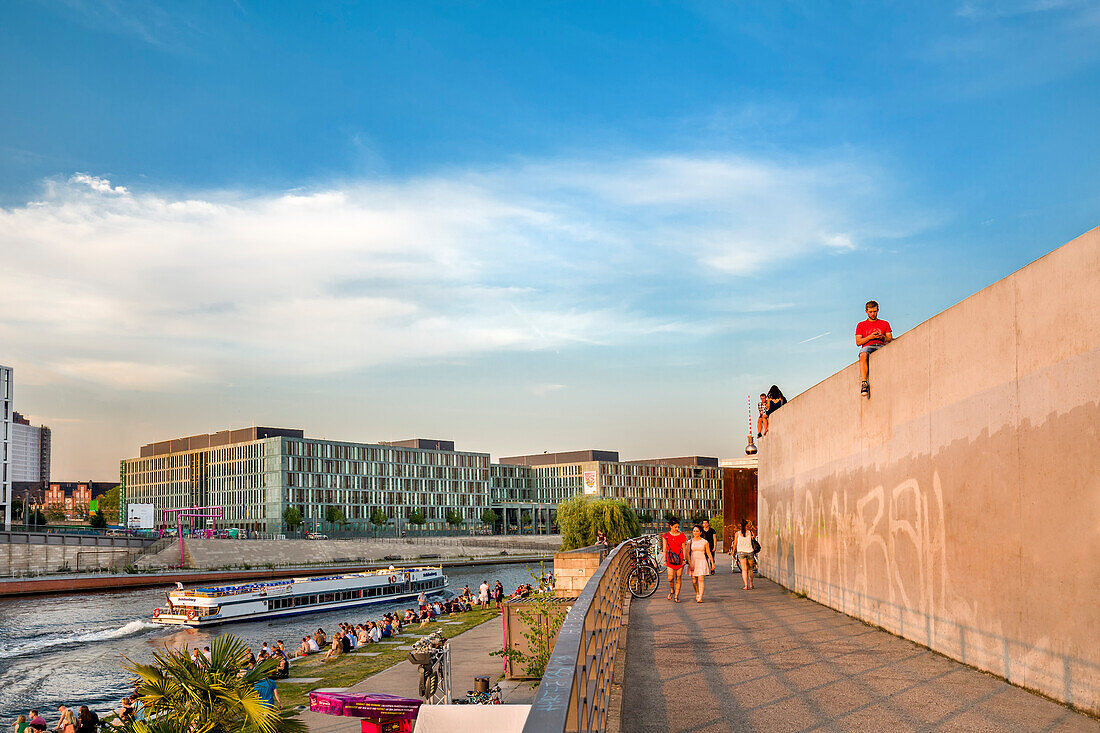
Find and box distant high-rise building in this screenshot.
[0,365,12,530]
[12,411,51,487]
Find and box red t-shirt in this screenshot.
[856,319,891,347]
[663,532,688,567]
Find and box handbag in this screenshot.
[751,536,761,554]
[667,550,683,566]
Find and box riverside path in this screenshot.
[621,569,1098,732]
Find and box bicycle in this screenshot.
[452,684,503,705]
[625,535,662,598]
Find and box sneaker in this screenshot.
[860,381,870,396]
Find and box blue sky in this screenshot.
[2,0,1098,477]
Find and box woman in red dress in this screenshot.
[662,519,688,602]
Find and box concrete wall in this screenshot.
[758,226,1100,713]
[135,534,562,570]
[0,532,160,575]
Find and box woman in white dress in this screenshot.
[687,524,715,603]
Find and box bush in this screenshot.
[558,496,641,550]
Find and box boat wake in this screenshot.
[0,620,161,659]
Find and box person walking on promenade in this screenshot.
[700,519,717,574]
[733,519,756,590]
[856,300,893,397]
[662,519,688,602]
[687,524,715,603]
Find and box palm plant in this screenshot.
[121,633,306,733]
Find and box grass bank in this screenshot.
[279,607,502,708]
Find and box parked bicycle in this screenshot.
[625,535,662,598]
[452,684,503,705]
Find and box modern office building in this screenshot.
[122,427,724,536]
[11,411,51,497]
[494,450,723,531]
[0,365,11,530]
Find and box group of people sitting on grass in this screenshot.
[288,577,542,663]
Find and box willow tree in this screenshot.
[558,496,640,550]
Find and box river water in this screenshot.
[0,562,544,721]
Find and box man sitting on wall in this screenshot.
[856,300,893,397]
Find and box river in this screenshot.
[0,561,545,722]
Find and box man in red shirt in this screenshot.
[856,300,892,396]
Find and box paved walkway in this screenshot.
[622,570,1099,732]
[299,617,534,731]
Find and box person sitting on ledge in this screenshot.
[856,300,893,397]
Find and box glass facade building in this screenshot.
[122,429,722,535]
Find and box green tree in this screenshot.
[711,513,723,532]
[520,510,532,528]
[121,633,305,733]
[89,508,108,529]
[445,509,464,530]
[638,511,653,525]
[691,510,709,525]
[370,508,389,536]
[480,508,499,527]
[407,509,427,530]
[26,506,47,527]
[324,506,346,527]
[557,496,641,550]
[282,506,303,534]
[45,503,66,522]
[490,563,569,682]
[663,511,680,525]
[99,485,121,518]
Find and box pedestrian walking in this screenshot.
[687,524,715,603]
[700,519,717,575]
[733,519,756,590]
[662,519,688,603]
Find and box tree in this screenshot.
[282,506,303,534]
[638,511,653,525]
[324,506,346,528]
[89,509,108,529]
[711,513,723,532]
[480,508,499,527]
[557,496,641,550]
[99,486,121,519]
[663,511,680,526]
[45,503,66,522]
[26,506,46,527]
[370,508,389,536]
[690,510,709,525]
[445,509,464,530]
[408,509,427,530]
[520,510,532,528]
[121,633,305,733]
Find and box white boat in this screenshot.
[151,567,447,627]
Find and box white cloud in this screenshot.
[530,383,567,396]
[0,154,918,390]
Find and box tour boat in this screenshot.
[151,567,447,626]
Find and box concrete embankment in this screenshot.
[0,553,553,598]
[133,535,562,570]
[758,226,1100,713]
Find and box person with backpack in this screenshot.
[662,519,688,603]
[732,518,758,590]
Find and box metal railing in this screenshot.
[523,540,633,733]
